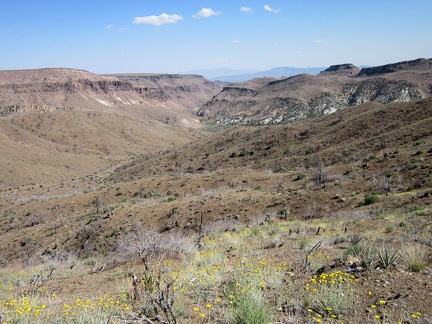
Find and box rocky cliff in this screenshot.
[198,58,432,126]
[0,69,222,125]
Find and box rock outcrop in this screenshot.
[199,58,432,126]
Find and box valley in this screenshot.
[0,58,431,323]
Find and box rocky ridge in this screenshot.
[0,69,222,125]
[198,58,432,126]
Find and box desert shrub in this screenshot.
[229,290,273,324]
[333,235,346,245]
[305,271,355,318]
[117,229,195,270]
[414,149,424,155]
[348,234,362,245]
[371,173,403,195]
[131,271,177,323]
[295,173,306,181]
[363,193,379,205]
[400,243,427,272]
[385,225,394,233]
[298,237,309,250]
[344,243,363,258]
[299,128,310,137]
[311,282,353,317]
[23,214,45,228]
[404,162,418,171]
[250,226,260,236]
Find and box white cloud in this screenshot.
[264,5,278,13]
[193,8,221,18]
[232,40,240,44]
[240,7,253,12]
[313,39,326,44]
[133,13,183,26]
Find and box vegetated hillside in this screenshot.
[112,98,432,184]
[1,98,430,264]
[199,58,432,126]
[0,98,431,323]
[0,68,222,188]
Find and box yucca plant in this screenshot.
[359,246,377,271]
[377,247,398,269]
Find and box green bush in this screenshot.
[298,237,309,250]
[294,173,306,181]
[364,193,379,205]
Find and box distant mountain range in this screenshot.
[183,67,327,82]
[183,66,378,83]
[180,68,259,80]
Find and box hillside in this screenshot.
[199,58,432,126]
[1,98,430,261]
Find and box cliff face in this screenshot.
[0,69,222,125]
[199,58,432,126]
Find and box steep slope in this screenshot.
[199,58,432,125]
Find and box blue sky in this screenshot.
[1,0,431,73]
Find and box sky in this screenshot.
[1,0,431,74]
